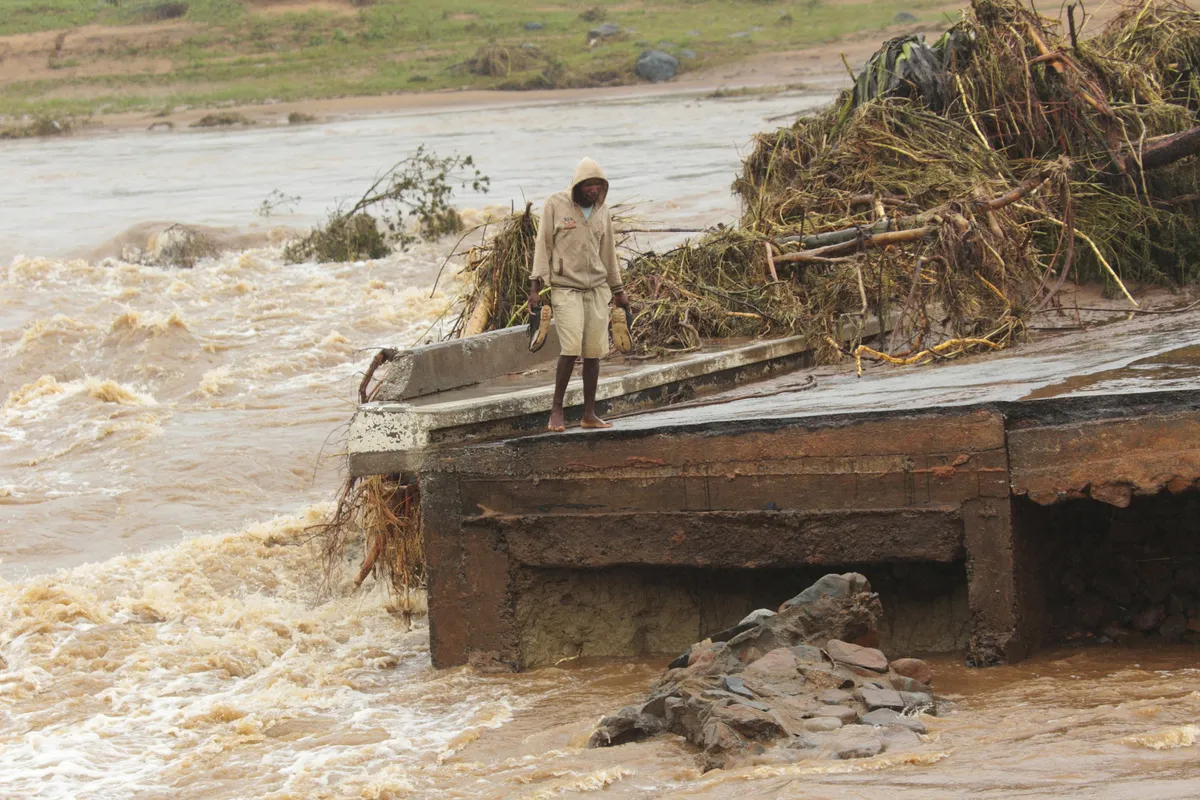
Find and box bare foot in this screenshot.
[580,413,612,430]
[547,408,566,432]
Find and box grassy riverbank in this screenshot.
[0,0,952,118]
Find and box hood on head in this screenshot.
[570,157,609,207]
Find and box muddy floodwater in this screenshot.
[2,90,1199,798]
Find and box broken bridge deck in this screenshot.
[414,310,1200,669]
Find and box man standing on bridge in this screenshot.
[528,157,632,432]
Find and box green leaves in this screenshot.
[284,146,490,263]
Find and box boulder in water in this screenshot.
[588,572,939,771]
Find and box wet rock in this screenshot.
[798,664,856,692]
[1132,604,1167,632]
[635,49,679,83]
[803,716,843,732]
[813,704,858,724]
[819,689,853,705]
[888,672,931,693]
[524,22,543,31]
[859,687,904,711]
[588,705,667,747]
[723,675,754,698]
[790,644,825,663]
[1160,613,1188,639]
[740,608,776,626]
[700,717,745,756]
[710,703,787,741]
[722,580,881,665]
[826,640,888,672]
[894,11,919,23]
[589,23,622,41]
[900,691,935,713]
[742,647,802,682]
[468,650,518,673]
[881,726,923,750]
[782,573,860,610]
[832,725,884,759]
[684,641,743,677]
[589,573,928,770]
[769,695,820,731]
[713,694,772,712]
[707,621,758,644]
[789,732,824,748]
[889,657,933,686]
[860,708,927,734]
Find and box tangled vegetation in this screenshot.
[284,146,489,263]
[460,0,1200,365]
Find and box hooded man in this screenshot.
[529,157,631,432]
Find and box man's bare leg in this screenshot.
[548,355,575,431]
[580,357,611,429]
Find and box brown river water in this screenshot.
[2,90,1198,798]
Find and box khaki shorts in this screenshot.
[552,285,612,359]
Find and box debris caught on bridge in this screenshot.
[330,0,1200,598]
[456,0,1200,363]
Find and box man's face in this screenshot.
[578,178,605,206]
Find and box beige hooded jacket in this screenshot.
[530,158,624,293]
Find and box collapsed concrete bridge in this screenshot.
[349,311,1200,670]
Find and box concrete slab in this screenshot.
[604,310,1200,433]
[350,334,817,474]
[375,322,561,401]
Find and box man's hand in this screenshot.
[613,290,631,309]
[528,279,542,313]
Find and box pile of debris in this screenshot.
[458,0,1200,362]
[588,573,938,772]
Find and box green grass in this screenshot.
[0,0,954,117]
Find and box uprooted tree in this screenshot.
[284,146,490,263]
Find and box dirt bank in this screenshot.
[1,0,974,135]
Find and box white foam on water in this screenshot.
[0,507,535,799]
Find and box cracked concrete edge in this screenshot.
[349,316,890,476]
[376,322,562,401]
[348,334,813,473]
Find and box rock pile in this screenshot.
[588,573,937,771]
